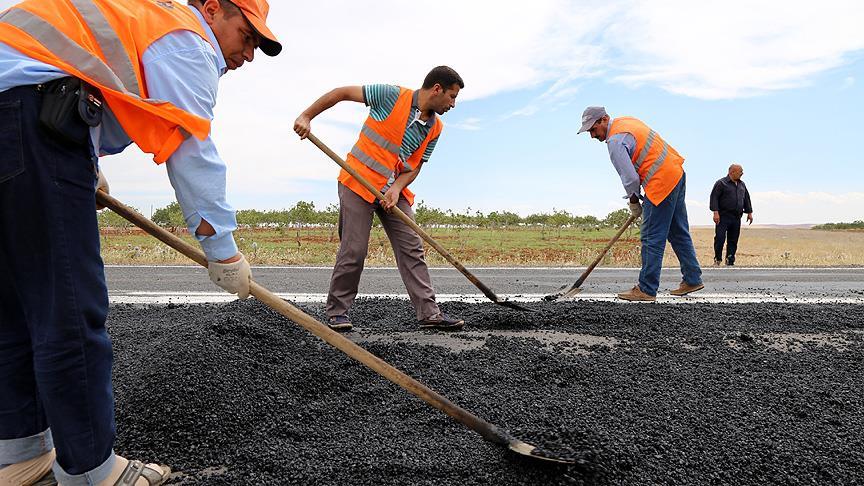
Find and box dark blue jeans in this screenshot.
[714,212,741,264]
[0,86,114,476]
[638,173,703,296]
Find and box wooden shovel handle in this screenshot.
[573,213,638,288]
[305,133,502,303]
[96,190,510,446]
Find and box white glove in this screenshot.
[95,168,109,210]
[208,254,251,299]
[628,201,643,218]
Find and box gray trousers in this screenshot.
[326,183,440,320]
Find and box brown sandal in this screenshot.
[112,460,170,486]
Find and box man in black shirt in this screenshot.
[709,164,753,265]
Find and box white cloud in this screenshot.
[604,0,864,99]
[449,117,483,131]
[3,0,862,214]
[842,76,856,89]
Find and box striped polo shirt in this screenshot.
[363,84,439,168]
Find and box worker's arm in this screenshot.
[294,86,365,139]
[383,130,439,210]
[709,180,722,224]
[607,133,640,199]
[140,28,250,298]
[382,162,423,210]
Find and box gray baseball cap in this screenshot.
[577,106,608,134]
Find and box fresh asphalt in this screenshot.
[105,266,864,303]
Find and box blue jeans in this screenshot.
[0,85,117,484]
[638,173,703,296]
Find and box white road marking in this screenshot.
[109,291,864,305]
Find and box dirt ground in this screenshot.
[109,299,864,485]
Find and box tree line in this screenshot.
[811,220,864,230]
[98,200,633,230]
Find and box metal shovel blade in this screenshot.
[496,299,535,312]
[542,284,571,302]
[508,437,578,464]
[554,286,583,302]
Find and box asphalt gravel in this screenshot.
[108,299,864,485]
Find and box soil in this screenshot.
[108,299,864,485]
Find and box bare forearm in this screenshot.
[301,86,363,120]
[391,165,422,192]
[295,87,364,139]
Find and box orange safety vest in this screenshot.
[608,117,685,205]
[339,87,443,206]
[0,0,213,163]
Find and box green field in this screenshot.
[100,225,640,266]
[99,225,864,267]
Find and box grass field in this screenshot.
[99,225,864,267]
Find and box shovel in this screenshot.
[305,133,531,313]
[544,213,638,301]
[96,190,570,463]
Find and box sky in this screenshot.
[3,0,863,225]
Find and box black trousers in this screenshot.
[714,212,742,264]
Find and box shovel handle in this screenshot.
[573,213,638,288]
[305,133,502,303]
[95,190,510,446]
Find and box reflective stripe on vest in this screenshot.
[632,129,656,171]
[607,116,684,206]
[68,0,141,96]
[0,6,176,115]
[0,0,191,139]
[642,142,669,187]
[360,124,400,155]
[349,145,393,178]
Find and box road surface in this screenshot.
[105,266,864,304]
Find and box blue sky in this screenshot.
[4,0,860,225]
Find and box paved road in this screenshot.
[106,266,864,303]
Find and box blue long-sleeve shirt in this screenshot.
[605,119,641,199]
[0,5,238,260]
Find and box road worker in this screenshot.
[578,106,704,301]
[0,0,280,484]
[294,67,465,331]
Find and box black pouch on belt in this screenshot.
[38,76,104,147]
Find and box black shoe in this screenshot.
[327,315,353,331]
[418,313,464,330]
[725,260,735,266]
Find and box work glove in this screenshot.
[628,201,643,218]
[208,253,251,299]
[95,168,109,210]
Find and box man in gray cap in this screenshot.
[577,106,704,301]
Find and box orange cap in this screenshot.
[231,0,281,56]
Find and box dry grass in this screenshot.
[687,227,864,267]
[99,226,864,267]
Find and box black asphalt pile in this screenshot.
[108,299,864,485]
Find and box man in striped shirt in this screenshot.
[294,66,465,331]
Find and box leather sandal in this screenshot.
[111,460,170,486]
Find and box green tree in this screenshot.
[603,208,631,228]
[547,209,573,237]
[97,208,136,229]
[415,200,449,225]
[152,201,185,231]
[288,201,317,225]
[524,212,549,226]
